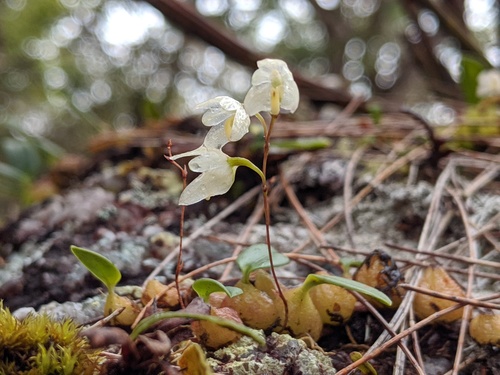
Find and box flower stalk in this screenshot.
[260,113,289,327]
[171,58,299,330]
[166,140,187,309]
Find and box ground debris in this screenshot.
[208,333,336,375]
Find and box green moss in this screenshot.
[0,302,102,375]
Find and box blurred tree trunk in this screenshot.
[144,0,358,108]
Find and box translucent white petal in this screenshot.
[251,68,272,86]
[197,96,251,141]
[197,96,232,126]
[280,79,300,113]
[203,125,229,149]
[201,107,232,127]
[229,107,250,141]
[254,59,290,82]
[187,149,229,172]
[276,62,295,81]
[195,96,226,110]
[218,96,242,111]
[243,84,271,115]
[246,59,299,115]
[169,146,206,161]
[179,164,236,205]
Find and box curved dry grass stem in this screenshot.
[408,308,425,371]
[463,163,499,197]
[352,291,425,375]
[343,145,367,249]
[280,170,339,263]
[336,302,467,375]
[400,284,500,310]
[165,257,237,289]
[328,245,500,281]
[385,238,500,269]
[447,187,478,375]
[323,95,365,133]
[442,351,489,375]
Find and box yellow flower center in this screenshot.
[270,70,283,116]
[270,69,282,88]
[224,115,235,139]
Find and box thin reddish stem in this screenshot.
[166,140,187,309]
[262,114,289,328]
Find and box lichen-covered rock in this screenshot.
[208,333,336,374]
[37,295,105,324]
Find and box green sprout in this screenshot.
[236,243,290,283]
[192,278,243,303]
[130,311,265,346]
[71,245,121,292]
[71,245,127,322]
[303,273,392,307]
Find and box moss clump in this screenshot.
[0,301,102,374]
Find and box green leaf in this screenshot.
[236,244,290,283]
[303,273,392,307]
[0,162,31,199]
[0,161,30,182]
[192,278,243,302]
[1,138,42,177]
[271,137,332,152]
[130,311,265,346]
[70,245,121,292]
[460,55,485,104]
[33,136,65,162]
[367,103,382,125]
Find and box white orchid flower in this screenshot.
[476,69,500,98]
[170,145,265,206]
[170,146,237,205]
[244,59,299,116]
[197,96,251,148]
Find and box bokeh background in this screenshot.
[0,0,498,220]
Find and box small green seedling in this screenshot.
[271,137,332,153]
[304,273,392,307]
[237,243,290,283]
[71,245,121,292]
[192,278,243,303]
[71,245,131,323]
[130,311,265,346]
[460,55,485,104]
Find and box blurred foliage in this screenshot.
[0,0,498,220]
[459,55,485,104]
